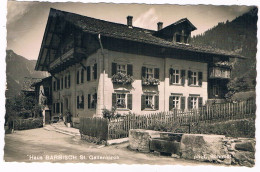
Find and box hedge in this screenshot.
[13,118,43,130]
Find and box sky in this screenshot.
[6,1,254,60]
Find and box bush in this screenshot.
[102,107,121,120]
[13,118,43,130]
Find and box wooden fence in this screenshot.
[80,99,256,140]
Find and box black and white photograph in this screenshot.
[1,0,258,169]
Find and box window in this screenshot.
[170,69,185,85]
[213,85,220,97]
[53,103,56,113]
[112,63,133,76]
[64,73,70,88]
[87,64,97,81]
[65,76,67,88]
[81,68,84,83]
[191,72,197,85]
[61,77,63,90]
[112,93,132,110]
[145,95,154,109]
[117,64,126,74]
[77,71,80,84]
[53,81,56,91]
[141,94,159,110]
[190,97,198,109]
[88,93,97,109]
[77,95,84,109]
[169,95,185,110]
[56,103,60,113]
[141,66,160,82]
[188,96,203,110]
[57,79,60,90]
[116,94,126,108]
[188,71,202,86]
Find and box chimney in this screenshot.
[157,22,163,31]
[127,16,133,28]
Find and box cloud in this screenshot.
[7,1,34,25]
[133,8,159,30]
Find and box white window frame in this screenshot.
[146,67,154,79]
[117,64,127,74]
[89,93,97,109]
[190,96,198,109]
[191,71,198,85]
[171,69,181,84]
[116,93,127,109]
[172,96,181,109]
[145,94,155,109]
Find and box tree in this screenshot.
[5,93,43,124]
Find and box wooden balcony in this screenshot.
[209,67,231,79]
[49,47,87,71]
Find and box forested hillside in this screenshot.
[191,7,257,96]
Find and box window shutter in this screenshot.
[81,69,84,83]
[94,63,97,79]
[188,70,192,85]
[127,64,133,76]
[68,74,71,88]
[181,96,186,111]
[188,97,191,110]
[88,94,91,109]
[112,63,117,76]
[169,68,173,85]
[141,95,146,110]
[155,95,159,110]
[53,103,56,113]
[154,68,160,79]
[169,96,173,111]
[77,96,79,109]
[198,72,203,86]
[112,93,117,107]
[81,95,84,109]
[87,66,90,81]
[141,66,146,78]
[127,94,132,110]
[77,71,79,84]
[199,97,203,108]
[61,102,63,113]
[65,76,67,88]
[57,79,60,90]
[61,78,63,89]
[181,70,186,86]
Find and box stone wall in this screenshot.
[129,129,160,152]
[223,137,255,167]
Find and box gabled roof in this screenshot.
[158,18,197,33]
[35,8,245,71]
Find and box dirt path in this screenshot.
[4,128,225,166]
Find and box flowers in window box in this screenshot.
[142,77,160,86]
[112,72,134,85]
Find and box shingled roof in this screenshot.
[50,8,244,59]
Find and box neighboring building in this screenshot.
[21,77,42,97]
[31,76,52,124]
[35,8,244,127]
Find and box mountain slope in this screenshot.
[6,50,49,98]
[191,7,257,92]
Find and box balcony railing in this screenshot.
[50,48,74,69]
[209,67,231,79]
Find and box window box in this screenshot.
[112,72,134,85]
[142,77,160,86]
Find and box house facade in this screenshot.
[35,8,243,127]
